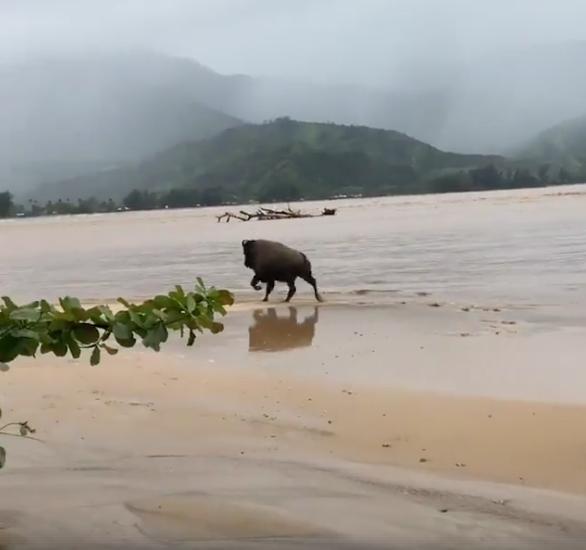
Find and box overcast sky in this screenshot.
[0,0,585,86]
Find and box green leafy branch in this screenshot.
[0,278,234,469]
[0,278,234,369]
[0,410,37,469]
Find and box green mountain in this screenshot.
[8,41,586,198]
[514,114,586,174]
[30,118,510,203]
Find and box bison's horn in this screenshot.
[242,239,249,246]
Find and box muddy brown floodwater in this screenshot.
[1,184,585,305]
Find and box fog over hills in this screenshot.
[1,0,586,197]
[0,53,244,191]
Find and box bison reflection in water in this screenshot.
[248,307,319,353]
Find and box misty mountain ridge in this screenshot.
[27,118,511,204]
[116,42,586,154]
[5,42,586,196]
[515,113,586,172]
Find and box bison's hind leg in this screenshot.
[284,278,297,302]
[301,273,323,302]
[262,279,276,302]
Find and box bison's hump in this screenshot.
[245,239,308,272]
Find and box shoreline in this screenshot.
[4,181,586,223]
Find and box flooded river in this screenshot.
[1,184,585,305]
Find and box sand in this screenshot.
[1,297,586,548]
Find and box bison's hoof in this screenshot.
[253,285,262,291]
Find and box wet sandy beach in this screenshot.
[1,186,586,548]
[1,298,586,548]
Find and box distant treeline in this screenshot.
[0,163,581,219]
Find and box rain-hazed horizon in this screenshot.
[0,0,586,194]
[0,0,585,85]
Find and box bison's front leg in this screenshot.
[263,279,275,302]
[250,275,262,291]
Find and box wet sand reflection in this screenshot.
[248,307,319,353]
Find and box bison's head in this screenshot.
[242,239,256,268]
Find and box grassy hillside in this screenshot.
[30,118,510,203]
[515,114,586,174]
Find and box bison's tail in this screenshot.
[301,252,313,272]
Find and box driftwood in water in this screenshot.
[216,205,337,223]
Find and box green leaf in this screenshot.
[51,340,69,357]
[216,289,235,306]
[132,326,148,339]
[186,294,196,314]
[0,407,2,419]
[89,305,115,322]
[0,446,5,469]
[117,297,132,308]
[66,334,81,359]
[15,337,39,357]
[149,308,166,321]
[162,309,187,326]
[114,310,131,325]
[72,325,101,345]
[39,342,53,355]
[48,318,73,332]
[142,323,168,352]
[59,296,82,313]
[0,363,8,372]
[19,424,28,437]
[151,295,176,309]
[128,309,143,327]
[114,336,136,348]
[168,292,185,308]
[86,306,104,321]
[39,299,54,314]
[197,315,213,330]
[0,336,22,363]
[9,308,40,322]
[102,343,118,356]
[174,285,186,298]
[100,306,115,322]
[10,329,40,340]
[90,346,101,366]
[210,322,224,335]
[113,322,132,341]
[1,296,18,310]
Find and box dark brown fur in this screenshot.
[241,239,323,302]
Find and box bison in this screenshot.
[241,239,323,303]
